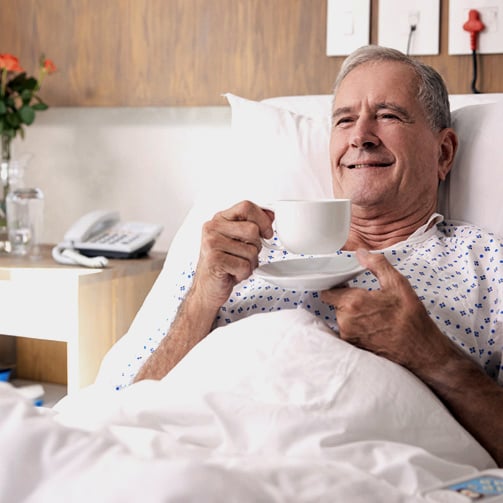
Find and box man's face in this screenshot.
[330,61,448,217]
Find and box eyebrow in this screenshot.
[332,102,415,123]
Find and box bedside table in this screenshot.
[0,245,165,394]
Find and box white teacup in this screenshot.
[263,199,351,255]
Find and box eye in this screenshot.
[377,112,400,121]
[334,116,354,128]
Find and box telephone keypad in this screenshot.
[74,220,163,258]
[90,231,142,246]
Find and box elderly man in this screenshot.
[133,46,503,466]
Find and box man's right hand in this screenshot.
[134,200,274,383]
[191,200,275,311]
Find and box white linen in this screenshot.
[0,310,495,502]
[440,100,503,236]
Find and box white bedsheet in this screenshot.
[0,309,496,502]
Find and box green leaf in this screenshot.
[9,74,38,95]
[6,112,20,128]
[0,101,6,115]
[8,72,28,91]
[9,72,27,84]
[21,89,33,104]
[19,105,35,125]
[32,102,48,111]
[24,77,38,90]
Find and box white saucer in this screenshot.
[254,254,366,291]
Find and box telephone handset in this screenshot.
[52,209,163,268]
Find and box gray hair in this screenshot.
[333,45,451,131]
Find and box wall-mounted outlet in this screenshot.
[326,0,370,56]
[448,0,503,55]
[378,0,440,56]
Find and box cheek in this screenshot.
[407,139,438,175]
[329,136,346,197]
[329,132,344,168]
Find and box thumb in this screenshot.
[356,249,403,290]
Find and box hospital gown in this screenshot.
[114,215,503,389]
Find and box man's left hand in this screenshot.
[320,249,452,373]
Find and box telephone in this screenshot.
[52,210,163,268]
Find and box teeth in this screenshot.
[349,163,389,169]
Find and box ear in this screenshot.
[437,128,458,181]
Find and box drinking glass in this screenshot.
[6,187,44,258]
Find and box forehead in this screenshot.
[334,60,420,109]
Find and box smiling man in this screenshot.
[329,51,456,250]
[128,46,503,466]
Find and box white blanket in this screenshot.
[0,309,496,502]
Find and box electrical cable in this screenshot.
[470,49,480,94]
[51,245,109,268]
[406,24,416,56]
[463,9,485,94]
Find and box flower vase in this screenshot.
[0,134,12,253]
[0,135,28,254]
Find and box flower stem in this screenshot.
[0,68,6,96]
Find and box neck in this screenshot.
[343,204,438,251]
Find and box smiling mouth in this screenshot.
[346,162,393,169]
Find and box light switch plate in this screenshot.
[326,0,370,56]
[448,0,503,55]
[378,0,440,56]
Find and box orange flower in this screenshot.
[0,54,23,73]
[42,58,56,74]
[0,53,55,140]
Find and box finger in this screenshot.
[204,248,257,284]
[355,249,406,291]
[202,220,261,267]
[220,200,274,239]
[203,217,268,257]
[319,285,352,307]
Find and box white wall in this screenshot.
[11,106,232,252]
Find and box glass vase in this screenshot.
[0,134,12,253]
[0,135,29,254]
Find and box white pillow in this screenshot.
[261,94,333,119]
[168,93,334,267]
[441,101,503,238]
[448,93,503,111]
[208,94,333,207]
[177,93,334,269]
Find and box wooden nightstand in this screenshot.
[0,245,165,394]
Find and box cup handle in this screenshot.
[259,203,279,251]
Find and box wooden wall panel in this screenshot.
[1,0,502,107]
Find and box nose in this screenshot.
[350,117,380,149]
